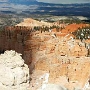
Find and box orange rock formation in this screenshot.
[0,19,90,90]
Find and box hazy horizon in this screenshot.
[37,0,90,4]
[0,0,90,4]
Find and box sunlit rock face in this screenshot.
[0,50,30,90]
[0,22,90,90]
[43,84,67,90]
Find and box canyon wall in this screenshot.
[0,26,90,90]
[0,26,88,64]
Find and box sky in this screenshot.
[37,0,90,4]
[0,0,90,4]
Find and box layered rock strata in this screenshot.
[0,25,90,90]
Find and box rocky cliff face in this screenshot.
[0,50,30,90]
[35,56,90,90]
[0,22,90,90]
[0,26,88,64]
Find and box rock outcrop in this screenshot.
[41,84,67,90]
[16,18,52,27]
[34,55,90,90]
[0,20,90,90]
[0,50,30,90]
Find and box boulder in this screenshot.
[0,50,30,90]
[43,84,67,90]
